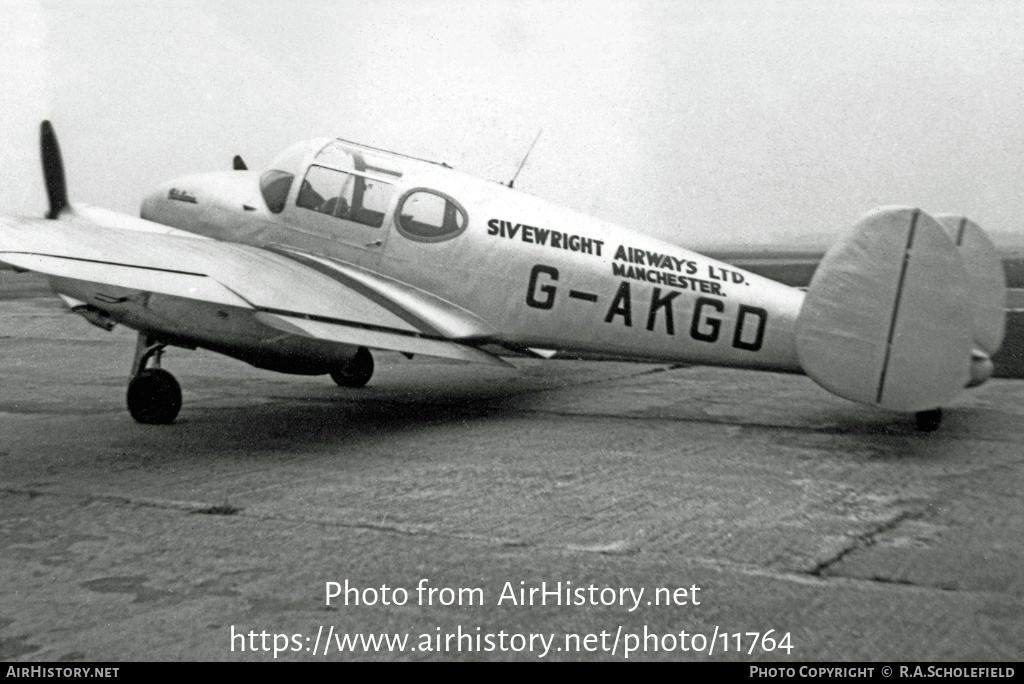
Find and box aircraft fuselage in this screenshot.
[139,140,804,373]
[2,124,1000,426]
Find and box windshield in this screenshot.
[259,170,294,214]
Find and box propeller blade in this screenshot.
[233,155,247,171]
[40,120,69,219]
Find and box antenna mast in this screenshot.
[507,128,543,188]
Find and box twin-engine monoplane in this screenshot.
[0,122,1008,430]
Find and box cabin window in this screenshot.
[296,164,395,229]
[259,170,294,214]
[356,179,394,227]
[395,189,468,242]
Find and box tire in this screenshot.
[914,408,942,432]
[127,368,182,424]
[330,347,374,388]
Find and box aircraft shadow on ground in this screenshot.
[110,376,1015,464]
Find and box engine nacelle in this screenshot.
[51,277,362,375]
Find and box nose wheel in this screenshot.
[126,334,182,424]
[330,347,374,388]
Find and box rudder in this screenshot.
[933,214,1006,356]
[796,207,973,412]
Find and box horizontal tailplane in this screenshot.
[795,207,974,412]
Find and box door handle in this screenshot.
[365,240,383,247]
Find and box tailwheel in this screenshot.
[914,408,943,432]
[127,368,182,424]
[330,347,374,388]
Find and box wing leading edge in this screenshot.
[0,215,509,367]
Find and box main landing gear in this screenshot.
[914,408,943,432]
[126,334,182,424]
[329,347,374,388]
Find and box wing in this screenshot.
[0,213,510,367]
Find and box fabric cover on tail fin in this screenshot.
[796,207,973,412]
[933,214,1006,355]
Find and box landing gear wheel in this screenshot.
[330,347,374,388]
[127,368,182,424]
[914,408,943,432]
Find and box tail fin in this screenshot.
[40,120,69,219]
[795,207,974,412]
[933,214,1006,356]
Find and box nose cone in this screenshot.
[140,173,211,230]
[140,171,264,239]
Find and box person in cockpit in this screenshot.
[321,195,350,219]
[296,179,325,211]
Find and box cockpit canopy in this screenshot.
[258,138,329,215]
[258,137,468,241]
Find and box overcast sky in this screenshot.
[2,0,1023,247]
